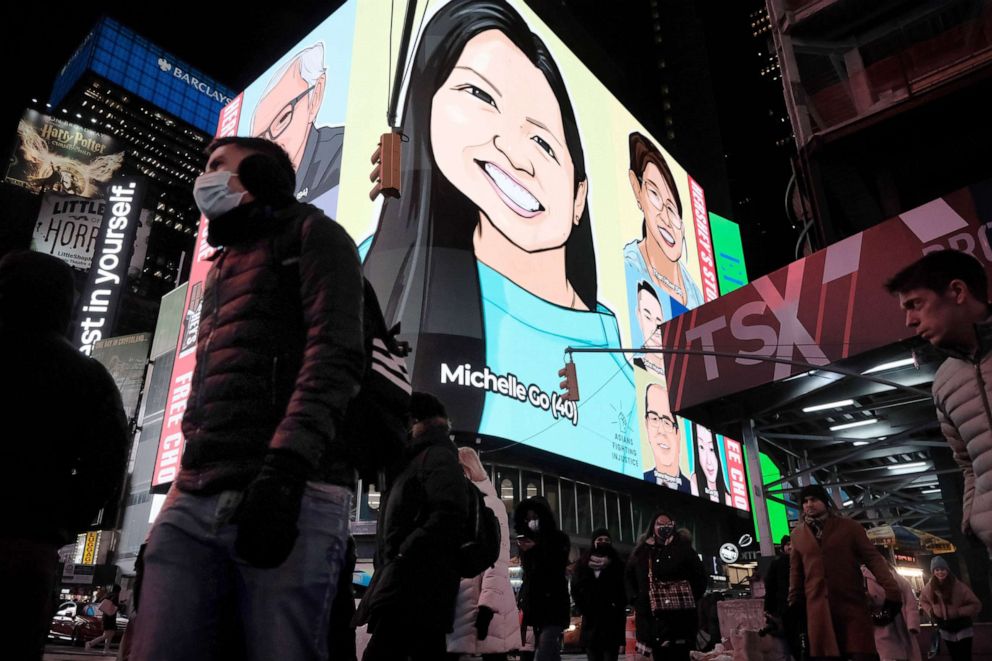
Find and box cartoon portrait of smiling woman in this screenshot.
[624,132,704,359]
[361,0,635,470]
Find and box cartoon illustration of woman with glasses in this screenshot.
[642,383,690,492]
[624,132,703,351]
[361,0,635,470]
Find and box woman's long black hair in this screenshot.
[693,426,729,505]
[363,0,597,431]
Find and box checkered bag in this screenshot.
[648,560,696,611]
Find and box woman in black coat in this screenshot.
[625,511,706,661]
[514,496,571,661]
[571,528,627,661]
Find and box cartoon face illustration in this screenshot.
[251,44,327,169]
[696,427,720,485]
[430,29,587,255]
[645,383,679,474]
[633,161,683,264]
[636,281,664,349]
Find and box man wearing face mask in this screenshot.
[132,136,365,661]
[571,529,628,661]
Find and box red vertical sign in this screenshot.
[723,437,750,512]
[151,94,243,488]
[688,176,718,303]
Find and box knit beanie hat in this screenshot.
[931,556,950,572]
[798,484,831,507]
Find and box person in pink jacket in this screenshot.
[862,564,921,661]
[446,448,521,660]
[920,556,982,661]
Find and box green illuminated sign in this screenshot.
[710,213,747,295]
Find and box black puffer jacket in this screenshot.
[178,200,364,492]
[571,542,628,649]
[514,497,571,628]
[356,423,468,633]
[626,535,706,647]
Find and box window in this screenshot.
[591,487,606,531]
[561,479,576,534]
[576,483,591,535]
[496,468,519,516]
[544,476,560,528]
[522,471,541,501]
[606,491,621,541]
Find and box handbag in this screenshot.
[647,559,696,611]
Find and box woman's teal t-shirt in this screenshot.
[475,261,638,477]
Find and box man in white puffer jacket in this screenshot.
[887,250,992,547]
[446,448,521,660]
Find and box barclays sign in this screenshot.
[157,58,233,105]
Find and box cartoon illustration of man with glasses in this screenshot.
[643,382,690,492]
[250,43,344,212]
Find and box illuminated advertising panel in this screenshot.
[73,177,147,355]
[150,96,242,488]
[168,0,747,511]
[32,191,150,275]
[709,212,747,295]
[5,109,124,197]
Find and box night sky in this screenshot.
[1,1,346,157]
[2,0,798,276]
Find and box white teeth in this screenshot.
[659,227,676,245]
[484,162,541,212]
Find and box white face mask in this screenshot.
[194,171,246,220]
[527,519,540,533]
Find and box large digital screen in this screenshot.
[5,110,124,198]
[710,212,747,295]
[179,0,750,511]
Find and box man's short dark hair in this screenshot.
[206,136,296,200]
[885,250,989,302]
[637,279,660,302]
[410,391,447,423]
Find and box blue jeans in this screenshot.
[132,484,351,661]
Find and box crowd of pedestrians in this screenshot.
[8,124,992,661]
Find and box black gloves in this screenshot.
[871,600,902,627]
[476,605,494,640]
[234,449,311,568]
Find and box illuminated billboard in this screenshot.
[5,110,124,197]
[163,0,748,511]
[710,212,747,295]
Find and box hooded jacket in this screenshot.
[514,496,571,628]
[355,422,469,633]
[571,530,627,650]
[932,318,992,546]
[177,199,364,492]
[0,251,128,544]
[446,471,521,654]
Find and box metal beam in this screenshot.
[763,435,909,488]
[766,468,961,493]
[743,419,775,558]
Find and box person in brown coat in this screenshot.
[920,555,982,661]
[789,485,902,660]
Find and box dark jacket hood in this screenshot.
[0,250,74,335]
[515,495,559,536]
